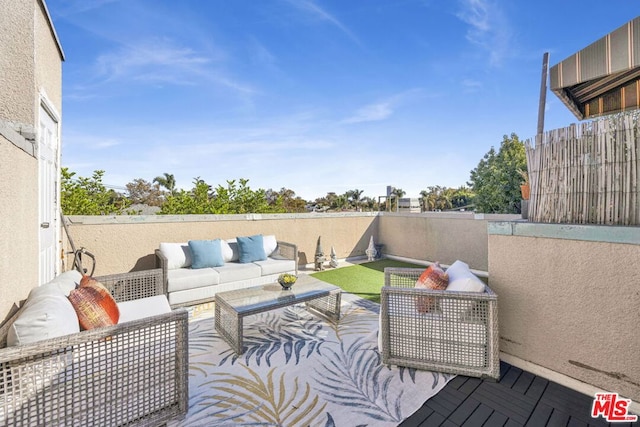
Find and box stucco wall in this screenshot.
[35,0,63,111]
[64,213,379,275]
[0,0,36,124]
[488,222,640,402]
[379,212,519,271]
[0,0,63,320]
[0,136,39,320]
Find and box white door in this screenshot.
[38,102,60,285]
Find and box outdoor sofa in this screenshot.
[380,261,500,380]
[156,234,297,307]
[0,268,188,427]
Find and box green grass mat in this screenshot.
[310,259,423,303]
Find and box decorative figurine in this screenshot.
[314,236,326,271]
[329,246,338,268]
[365,236,377,261]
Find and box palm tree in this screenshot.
[153,173,176,196]
[391,187,405,212]
[347,189,364,211]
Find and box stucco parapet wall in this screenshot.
[488,221,640,245]
[380,212,520,221]
[66,211,379,225]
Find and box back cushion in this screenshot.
[446,260,485,292]
[8,291,80,346]
[159,242,192,269]
[263,235,278,257]
[222,239,239,262]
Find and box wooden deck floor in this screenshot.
[400,361,637,427]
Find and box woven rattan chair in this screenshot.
[380,267,499,380]
[0,269,189,426]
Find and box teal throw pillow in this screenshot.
[236,234,267,263]
[188,239,224,269]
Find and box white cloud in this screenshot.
[342,102,394,124]
[95,38,208,84]
[285,0,361,46]
[461,78,482,92]
[456,0,512,66]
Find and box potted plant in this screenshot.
[518,169,530,200]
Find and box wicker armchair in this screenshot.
[380,267,499,380]
[0,269,189,427]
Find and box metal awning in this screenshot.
[550,16,640,120]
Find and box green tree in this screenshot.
[159,177,284,214]
[346,189,364,211]
[61,168,130,215]
[389,187,405,211]
[153,172,177,196]
[468,133,527,213]
[126,178,164,206]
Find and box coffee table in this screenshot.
[214,275,342,354]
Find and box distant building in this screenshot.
[398,198,421,213]
[550,16,640,120]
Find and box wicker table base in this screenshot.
[215,275,341,354]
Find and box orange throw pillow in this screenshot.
[414,263,449,313]
[68,276,120,330]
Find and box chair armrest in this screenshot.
[96,268,164,303]
[384,267,425,288]
[0,309,189,426]
[276,241,298,274]
[154,249,170,295]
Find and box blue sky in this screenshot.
[47,0,639,201]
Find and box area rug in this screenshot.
[169,293,453,427]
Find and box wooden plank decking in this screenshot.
[400,361,637,427]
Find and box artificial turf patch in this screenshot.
[310,259,423,303]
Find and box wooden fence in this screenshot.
[525,112,640,225]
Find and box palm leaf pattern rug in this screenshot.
[169,293,453,427]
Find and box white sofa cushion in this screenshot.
[446,260,485,293]
[220,239,235,262]
[223,239,240,262]
[263,235,278,257]
[213,262,262,283]
[7,290,80,346]
[44,270,83,296]
[159,242,192,269]
[442,260,486,320]
[118,295,171,323]
[252,258,296,276]
[167,268,220,292]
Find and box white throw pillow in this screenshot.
[263,235,278,257]
[445,260,485,293]
[159,242,192,269]
[442,260,486,320]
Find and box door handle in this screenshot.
[41,222,50,228]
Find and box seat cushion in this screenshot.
[213,262,262,283]
[167,268,220,292]
[253,258,296,276]
[118,295,171,323]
